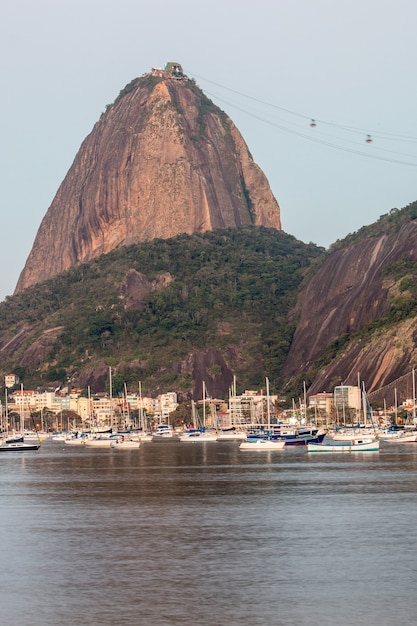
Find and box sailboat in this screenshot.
[240,378,285,451]
[308,384,379,453]
[380,368,417,443]
[0,386,41,451]
[307,439,379,453]
[110,434,141,449]
[179,388,217,442]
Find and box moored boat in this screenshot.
[239,438,286,451]
[331,427,377,441]
[65,435,86,445]
[152,424,178,441]
[379,429,417,443]
[216,429,247,441]
[138,432,153,442]
[84,435,114,448]
[179,429,217,442]
[0,441,41,452]
[110,436,141,449]
[307,439,380,453]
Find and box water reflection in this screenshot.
[0,441,417,625]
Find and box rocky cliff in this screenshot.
[281,211,417,400]
[15,68,281,293]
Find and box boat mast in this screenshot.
[5,388,8,437]
[20,383,24,434]
[87,385,91,430]
[412,367,416,422]
[138,381,144,431]
[123,382,130,428]
[303,380,307,425]
[266,377,270,430]
[360,379,367,428]
[109,366,115,431]
[202,381,206,429]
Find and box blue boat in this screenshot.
[271,427,326,446]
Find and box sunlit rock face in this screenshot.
[15,69,281,292]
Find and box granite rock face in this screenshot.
[281,220,417,397]
[15,71,281,292]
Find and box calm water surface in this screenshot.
[1,441,417,625]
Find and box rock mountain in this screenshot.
[15,63,281,293]
[8,63,417,403]
[281,204,417,404]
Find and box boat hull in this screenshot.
[275,433,326,446]
[84,438,113,447]
[179,432,218,442]
[380,431,417,443]
[216,432,247,441]
[240,439,286,451]
[307,440,380,453]
[110,440,141,449]
[0,443,40,452]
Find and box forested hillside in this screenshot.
[1,227,324,398]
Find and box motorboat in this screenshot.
[152,424,177,441]
[271,427,326,446]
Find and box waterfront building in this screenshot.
[308,392,334,420]
[160,392,178,422]
[333,385,361,411]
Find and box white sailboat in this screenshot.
[179,389,217,442]
[240,377,285,451]
[380,368,417,443]
[307,439,379,453]
[110,435,141,449]
[311,383,379,453]
[0,385,41,451]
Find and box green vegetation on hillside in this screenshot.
[0,228,323,395]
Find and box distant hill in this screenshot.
[1,228,323,399]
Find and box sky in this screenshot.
[1,0,417,302]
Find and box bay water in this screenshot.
[1,440,416,625]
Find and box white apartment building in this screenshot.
[333,385,361,411]
[160,392,178,421]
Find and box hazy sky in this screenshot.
[1,0,417,301]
